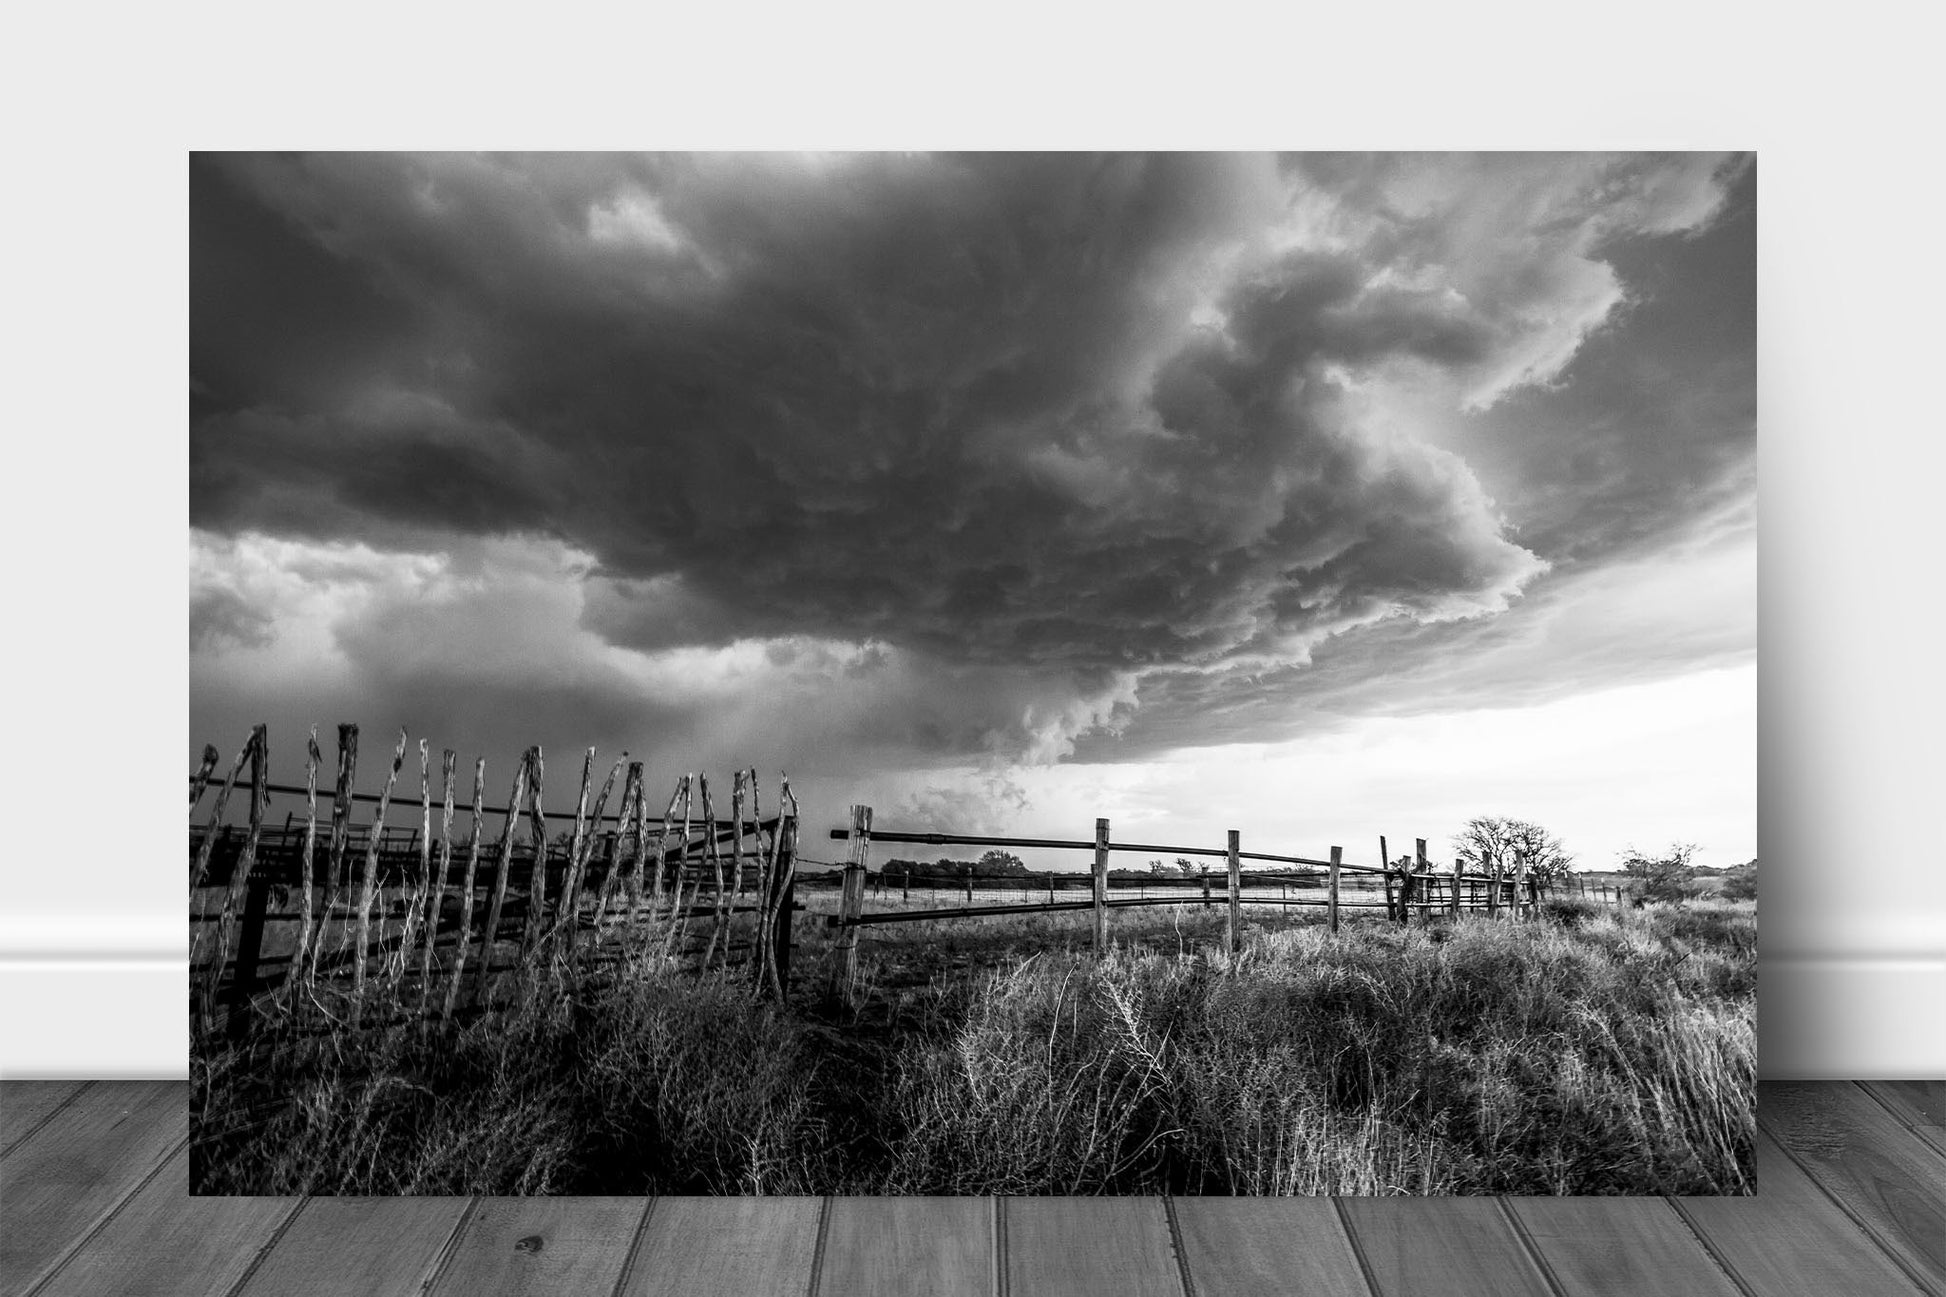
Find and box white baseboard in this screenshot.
[2,929,1939,1078]
[1758,955,1946,1079]
[1,960,187,1078]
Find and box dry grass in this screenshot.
[191,896,1754,1196]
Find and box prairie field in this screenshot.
[191,895,1755,1197]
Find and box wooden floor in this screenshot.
[2,1081,1940,1297]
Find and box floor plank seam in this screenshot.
[1857,1082,1946,1169]
[0,1081,93,1161]
[1159,1196,1196,1297]
[1759,1116,1945,1297]
[1326,1197,1382,1297]
[415,1196,483,1297]
[607,1196,657,1297]
[1854,1081,1925,1132]
[217,1194,310,1297]
[1494,1197,1571,1297]
[803,1195,833,1297]
[992,1197,1008,1297]
[18,1134,188,1297]
[1661,1196,1762,1297]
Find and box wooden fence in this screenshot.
[193,729,1638,1034]
[821,806,1616,1003]
[188,723,800,1043]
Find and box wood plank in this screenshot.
[622,1197,821,1297]
[1171,1197,1372,1297]
[32,1145,299,1297]
[1759,1080,1946,1293]
[1003,1198,1180,1297]
[236,1196,473,1296]
[818,1197,990,1297]
[1861,1081,1946,1129]
[427,1197,648,1297]
[0,1080,89,1156]
[1336,1197,1553,1297]
[1506,1196,1740,1297]
[1676,1129,1929,1297]
[1862,1082,1946,1160]
[0,1080,183,1297]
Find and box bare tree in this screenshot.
[1453,816,1573,884]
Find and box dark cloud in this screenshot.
[191,152,1752,770]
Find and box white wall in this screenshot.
[0,19,1941,1079]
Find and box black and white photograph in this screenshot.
[187,151,1757,1198]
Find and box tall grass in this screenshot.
[191,897,1754,1195]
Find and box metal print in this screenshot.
[189,152,1756,1196]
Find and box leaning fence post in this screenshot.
[1225,830,1242,957]
[1329,845,1342,934]
[835,804,872,1003]
[520,747,550,958]
[773,793,799,999]
[207,724,269,1022]
[352,728,408,1020]
[227,861,274,1044]
[1092,818,1110,955]
[472,750,531,1012]
[189,743,220,812]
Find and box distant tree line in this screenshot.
[883,850,1032,879]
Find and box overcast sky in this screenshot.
[190,152,1755,870]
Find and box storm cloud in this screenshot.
[190,152,1753,784]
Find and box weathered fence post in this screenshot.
[441,757,488,1025]
[189,743,221,812]
[1488,847,1504,918]
[352,728,408,1021]
[835,804,872,1003]
[1380,835,1394,922]
[227,862,274,1044]
[520,748,550,959]
[1200,865,1211,909]
[1414,839,1429,922]
[472,750,532,1012]
[390,739,430,988]
[772,791,799,999]
[964,861,973,905]
[1329,845,1342,934]
[556,749,597,952]
[1450,858,1463,918]
[207,725,270,1023]
[1226,830,1242,957]
[416,750,457,1015]
[1511,849,1530,920]
[1092,818,1110,955]
[589,761,643,947]
[287,727,322,1005]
